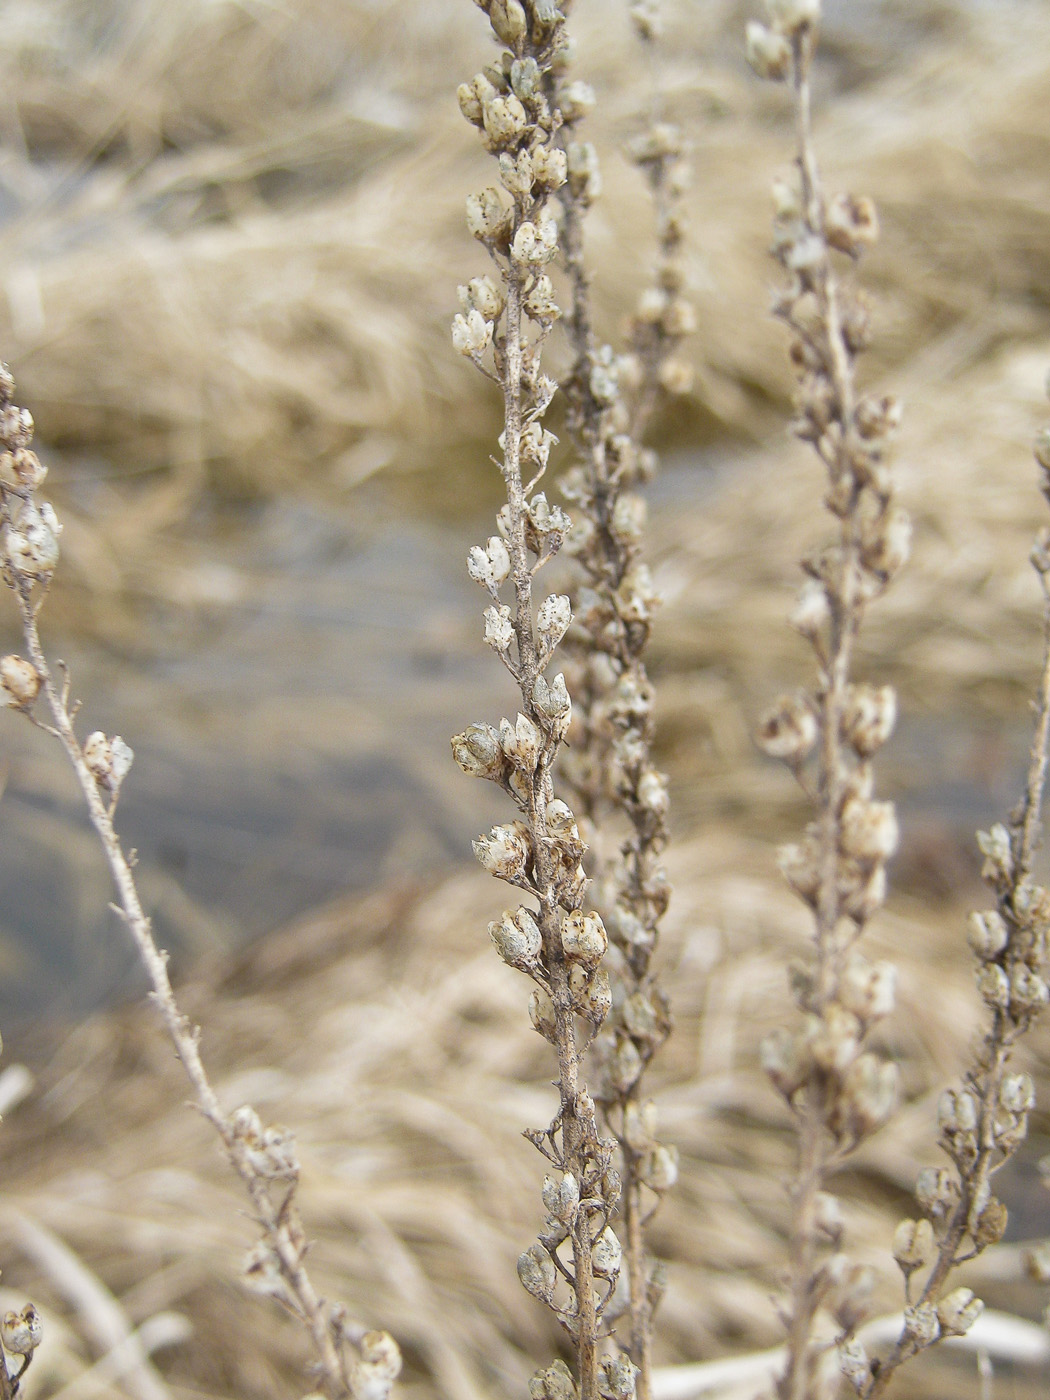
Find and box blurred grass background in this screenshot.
[0,0,1050,1397]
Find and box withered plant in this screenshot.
[749,2,1050,1398]
[0,370,399,1400]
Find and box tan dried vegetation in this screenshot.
[0,2,1049,1400]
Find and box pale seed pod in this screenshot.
[610,1036,643,1093]
[537,593,572,650]
[533,673,571,734]
[1000,1071,1035,1114]
[636,767,669,816]
[0,653,40,708]
[842,861,886,923]
[977,962,1010,1010]
[569,963,611,1023]
[597,1353,637,1400]
[938,1087,978,1134]
[0,1305,40,1356]
[490,907,542,968]
[1011,963,1050,1011]
[967,909,1009,960]
[777,840,821,905]
[854,393,901,440]
[755,691,818,764]
[542,1172,580,1223]
[489,0,527,43]
[842,1053,897,1136]
[483,93,529,149]
[623,1098,658,1150]
[840,796,898,862]
[892,1217,935,1272]
[825,193,879,256]
[813,1191,844,1241]
[766,0,821,31]
[529,1359,578,1400]
[451,722,507,781]
[622,990,660,1042]
[915,1166,958,1219]
[529,987,558,1042]
[591,1226,622,1279]
[452,308,493,356]
[902,1301,940,1347]
[839,1339,871,1396]
[860,506,912,578]
[560,909,608,967]
[560,79,596,121]
[977,822,1013,880]
[745,20,791,79]
[484,603,514,652]
[517,1242,556,1300]
[473,820,531,881]
[807,1004,860,1074]
[936,1287,982,1337]
[465,187,513,244]
[839,957,896,1022]
[761,1025,809,1098]
[510,57,542,101]
[639,1143,678,1192]
[499,148,535,198]
[973,1198,1009,1248]
[231,1103,263,1141]
[458,82,484,125]
[546,799,579,843]
[842,684,896,757]
[501,712,542,770]
[524,274,561,321]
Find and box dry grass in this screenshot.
[1,2,1050,1399]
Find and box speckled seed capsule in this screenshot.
[0,654,41,708]
[529,1360,578,1400]
[560,909,607,967]
[892,1217,935,1272]
[590,1226,622,1279]
[597,1354,637,1400]
[490,907,542,968]
[936,1287,982,1337]
[517,1243,556,1300]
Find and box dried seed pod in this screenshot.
[0,653,40,708]
[842,684,896,757]
[746,20,791,79]
[517,1242,556,1300]
[529,1360,578,1400]
[473,821,531,882]
[967,909,1009,961]
[597,1353,637,1400]
[591,1226,622,1279]
[892,1217,935,1273]
[560,909,608,967]
[490,907,543,968]
[756,692,819,763]
[529,987,558,1042]
[936,1287,982,1337]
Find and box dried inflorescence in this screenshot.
[528,6,691,1392]
[749,4,908,1397]
[0,364,399,1400]
[848,393,1050,1398]
[452,6,644,1399]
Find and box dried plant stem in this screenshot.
[540,7,692,1391]
[858,433,1050,1398]
[453,8,630,1399]
[13,582,347,1396]
[0,367,400,1400]
[748,7,907,1398]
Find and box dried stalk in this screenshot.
[452,5,637,1399]
[537,5,693,1392]
[851,405,1050,1397]
[748,4,908,1397]
[0,366,399,1400]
